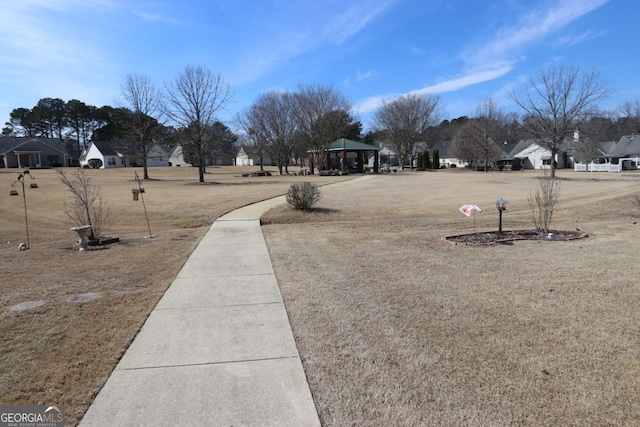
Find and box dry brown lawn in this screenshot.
[261,169,640,426]
[0,165,351,426]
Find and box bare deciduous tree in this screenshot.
[373,93,443,170]
[56,168,111,241]
[619,100,640,134]
[236,91,297,175]
[162,65,232,182]
[291,84,351,172]
[451,98,505,171]
[121,73,161,179]
[511,62,613,178]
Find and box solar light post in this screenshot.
[496,198,508,235]
[10,169,38,250]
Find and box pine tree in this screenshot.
[424,150,431,170]
[433,149,440,169]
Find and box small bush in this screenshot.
[56,168,112,240]
[528,171,561,234]
[286,182,321,211]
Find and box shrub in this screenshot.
[56,168,112,240]
[286,182,321,211]
[528,171,561,234]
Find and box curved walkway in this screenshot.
[80,176,373,426]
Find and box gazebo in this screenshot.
[309,138,380,174]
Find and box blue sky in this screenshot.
[0,0,636,132]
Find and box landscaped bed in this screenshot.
[444,229,588,245]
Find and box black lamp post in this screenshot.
[10,169,38,250]
[496,198,508,234]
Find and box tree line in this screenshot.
[5,62,640,180]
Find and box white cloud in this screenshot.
[354,95,386,114]
[356,71,374,81]
[358,0,610,114]
[0,0,121,117]
[411,64,515,96]
[230,0,395,85]
[322,0,395,44]
[554,30,607,47]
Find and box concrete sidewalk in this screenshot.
[80,194,319,426]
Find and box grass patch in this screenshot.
[0,166,350,426]
[263,170,640,426]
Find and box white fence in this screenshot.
[574,158,639,172]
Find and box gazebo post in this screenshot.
[357,151,363,173]
[374,151,379,173]
[325,152,331,170]
[341,150,347,173]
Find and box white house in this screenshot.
[168,145,191,167]
[80,141,168,168]
[428,140,469,168]
[499,138,575,171]
[235,146,271,166]
[144,145,169,167]
[574,134,640,172]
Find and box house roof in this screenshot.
[91,140,136,156]
[236,145,259,157]
[607,134,640,157]
[507,139,537,158]
[377,141,430,156]
[12,141,45,152]
[328,138,379,152]
[599,140,616,154]
[0,137,69,155]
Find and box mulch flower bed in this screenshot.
[444,230,588,246]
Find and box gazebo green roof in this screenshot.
[328,138,379,152]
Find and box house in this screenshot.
[168,145,191,167]
[80,141,169,169]
[428,140,469,168]
[0,137,72,168]
[168,144,236,167]
[574,134,640,172]
[368,141,430,168]
[498,137,576,171]
[235,146,271,166]
[374,144,399,166]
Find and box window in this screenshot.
[107,157,116,166]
